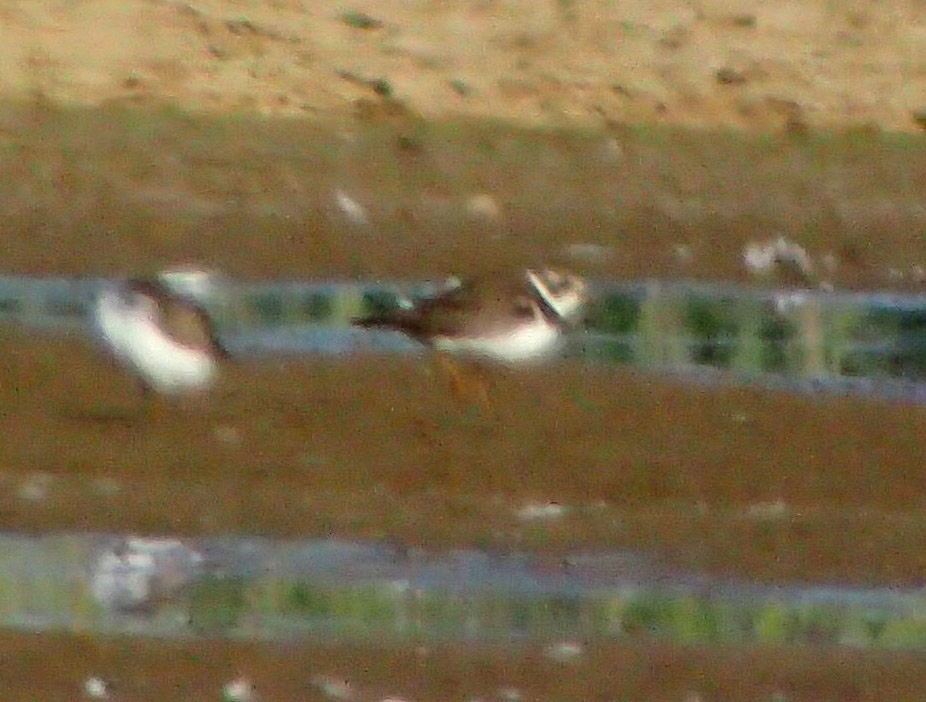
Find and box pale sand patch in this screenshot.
[0,0,923,131]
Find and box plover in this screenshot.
[353,268,589,365]
[92,269,227,402]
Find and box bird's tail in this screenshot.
[351,310,427,337]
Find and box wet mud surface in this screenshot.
[2,329,924,587]
[0,95,925,701]
[2,631,926,702]
[1,102,926,290]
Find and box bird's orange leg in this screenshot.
[433,353,492,411]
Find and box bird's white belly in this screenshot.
[433,320,561,364]
[94,293,216,394]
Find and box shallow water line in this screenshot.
[0,531,921,648]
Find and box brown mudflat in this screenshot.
[2,328,923,586]
[1,631,924,702]
[0,102,925,292]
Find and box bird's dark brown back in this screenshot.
[127,278,228,356]
[352,274,540,340]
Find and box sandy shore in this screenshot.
[0,0,924,132]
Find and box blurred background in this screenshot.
[0,1,925,700]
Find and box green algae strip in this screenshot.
[3,275,926,392]
[0,532,922,649]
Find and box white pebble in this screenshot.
[743,236,814,279]
[745,500,790,521]
[311,675,355,700]
[18,472,53,502]
[544,641,584,661]
[83,676,109,699]
[516,501,567,521]
[335,189,369,226]
[465,193,502,222]
[223,676,256,702]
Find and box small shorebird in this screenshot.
[354,268,589,363]
[92,269,227,407]
[353,268,589,402]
